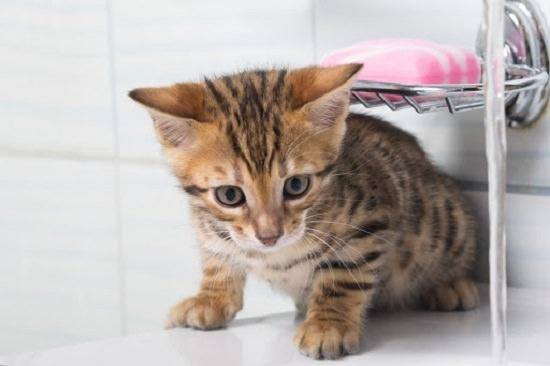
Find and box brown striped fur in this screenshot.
[130,64,478,359]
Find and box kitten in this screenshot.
[129,64,478,360]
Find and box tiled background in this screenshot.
[1,0,549,357]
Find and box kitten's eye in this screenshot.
[214,186,245,207]
[283,175,311,199]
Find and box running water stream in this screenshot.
[483,0,508,364]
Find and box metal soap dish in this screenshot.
[350,0,550,128]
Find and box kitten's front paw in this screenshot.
[294,319,361,359]
[166,294,240,330]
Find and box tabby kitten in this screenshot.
[129,64,478,360]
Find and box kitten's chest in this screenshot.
[247,257,315,302]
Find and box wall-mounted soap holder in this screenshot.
[350,0,550,128]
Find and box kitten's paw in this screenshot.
[294,319,361,359]
[422,278,480,311]
[166,294,240,330]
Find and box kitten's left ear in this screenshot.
[288,63,362,128]
[128,83,208,147]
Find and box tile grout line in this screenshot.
[311,0,318,63]
[3,145,550,196]
[4,145,550,197]
[0,147,163,165]
[105,0,127,336]
[4,146,550,196]
[458,180,550,196]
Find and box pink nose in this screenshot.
[256,235,281,246]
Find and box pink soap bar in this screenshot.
[321,39,481,85]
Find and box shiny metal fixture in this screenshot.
[351,0,550,128]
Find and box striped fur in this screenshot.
[130,64,478,359]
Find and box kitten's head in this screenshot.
[129,64,361,252]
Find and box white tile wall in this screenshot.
[2,0,550,357]
[118,163,200,333]
[112,0,315,161]
[0,1,115,157]
[0,157,121,355]
[465,191,550,289]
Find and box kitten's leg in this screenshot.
[294,299,308,318]
[422,277,479,311]
[294,241,382,359]
[166,257,245,330]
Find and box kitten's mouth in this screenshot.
[270,225,305,250]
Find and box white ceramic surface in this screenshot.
[12,286,550,366]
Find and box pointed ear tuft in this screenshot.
[288,63,362,109]
[129,83,208,147]
[289,64,362,128]
[128,82,208,121]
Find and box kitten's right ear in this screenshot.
[288,63,362,129]
[128,83,208,147]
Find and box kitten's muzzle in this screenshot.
[256,234,281,247]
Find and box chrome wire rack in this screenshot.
[350,0,550,128]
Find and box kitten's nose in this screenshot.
[253,211,283,246]
[256,234,281,246]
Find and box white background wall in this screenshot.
[1,0,549,357]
